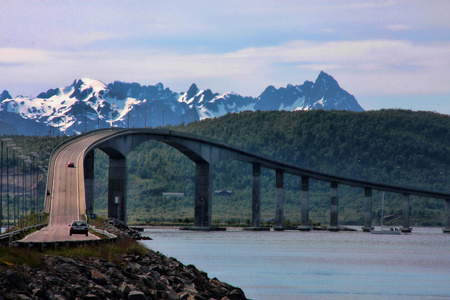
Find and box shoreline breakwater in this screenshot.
[0,220,247,300]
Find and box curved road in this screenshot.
[19,131,116,243]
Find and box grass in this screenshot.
[0,236,149,269]
[46,236,149,262]
[0,247,44,268]
[86,215,108,229]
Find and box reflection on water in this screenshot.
[141,227,450,300]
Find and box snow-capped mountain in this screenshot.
[0,71,364,135]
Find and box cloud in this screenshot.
[1,38,449,99]
[0,48,49,64]
[385,25,413,31]
[1,0,448,115]
[229,39,450,94]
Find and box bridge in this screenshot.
[19,128,450,242]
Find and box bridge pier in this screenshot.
[444,199,450,233]
[329,182,340,231]
[252,163,261,228]
[362,188,373,232]
[74,129,449,234]
[274,169,284,230]
[401,193,412,233]
[194,162,212,228]
[298,176,311,231]
[84,151,95,218]
[107,155,127,222]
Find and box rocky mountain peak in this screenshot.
[186,84,199,99]
[313,71,340,93]
[0,72,364,135]
[0,90,12,102]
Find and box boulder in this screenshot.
[90,268,109,286]
[0,218,247,299]
[128,290,147,300]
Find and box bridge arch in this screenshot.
[73,128,450,231]
[83,129,244,227]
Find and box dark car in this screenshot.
[67,162,75,168]
[69,220,89,236]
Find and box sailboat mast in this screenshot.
[371,192,401,234]
[381,192,385,228]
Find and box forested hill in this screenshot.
[119,109,449,226]
[175,109,449,193]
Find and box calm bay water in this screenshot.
[140,227,450,300]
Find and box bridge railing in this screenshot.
[44,128,118,213]
[9,226,118,250]
[102,128,450,200]
[0,223,47,246]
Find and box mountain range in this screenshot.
[0,71,364,135]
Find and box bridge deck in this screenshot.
[17,128,450,242]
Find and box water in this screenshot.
[140,227,450,300]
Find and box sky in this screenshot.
[0,0,449,114]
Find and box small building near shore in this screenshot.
[214,190,233,196]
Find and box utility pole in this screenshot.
[1,138,13,231]
[18,155,25,226]
[24,157,31,227]
[5,142,16,230]
[12,147,21,226]
[0,139,11,231]
[30,152,39,225]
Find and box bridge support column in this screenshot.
[194,162,212,228]
[107,155,127,223]
[329,182,340,231]
[444,199,450,233]
[274,169,284,231]
[401,193,412,233]
[84,151,94,218]
[362,188,373,232]
[298,176,311,231]
[252,163,261,228]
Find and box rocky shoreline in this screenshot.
[0,220,247,300]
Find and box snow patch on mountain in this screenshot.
[280,97,306,111]
[0,71,364,135]
[79,78,107,93]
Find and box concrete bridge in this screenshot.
[44,128,450,234]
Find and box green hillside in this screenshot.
[90,109,450,227]
[3,109,448,228]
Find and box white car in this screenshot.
[69,220,89,236]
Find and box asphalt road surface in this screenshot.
[19,131,115,243]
